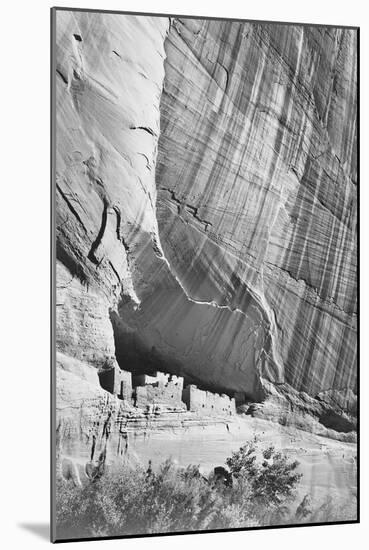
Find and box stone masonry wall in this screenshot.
[98,366,132,401]
[133,371,186,410]
[182,385,236,416]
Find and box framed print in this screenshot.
[51,7,358,542]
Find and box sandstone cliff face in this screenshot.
[155,20,357,407]
[55,11,169,368]
[111,19,357,412]
[54,10,357,464]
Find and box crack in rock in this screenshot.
[160,187,213,231]
[129,125,157,137]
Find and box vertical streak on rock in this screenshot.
[156,19,357,409]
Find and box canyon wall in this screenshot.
[155,19,357,410]
[55,10,169,377]
[54,10,357,467]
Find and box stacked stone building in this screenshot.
[98,364,236,417]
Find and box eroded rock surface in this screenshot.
[54,11,357,476]
[155,19,357,407]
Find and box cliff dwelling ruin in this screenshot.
[98,364,236,417]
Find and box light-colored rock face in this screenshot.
[54,9,357,472]
[54,10,171,465]
[55,11,169,366]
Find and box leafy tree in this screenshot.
[226,442,302,506]
[225,440,258,479]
